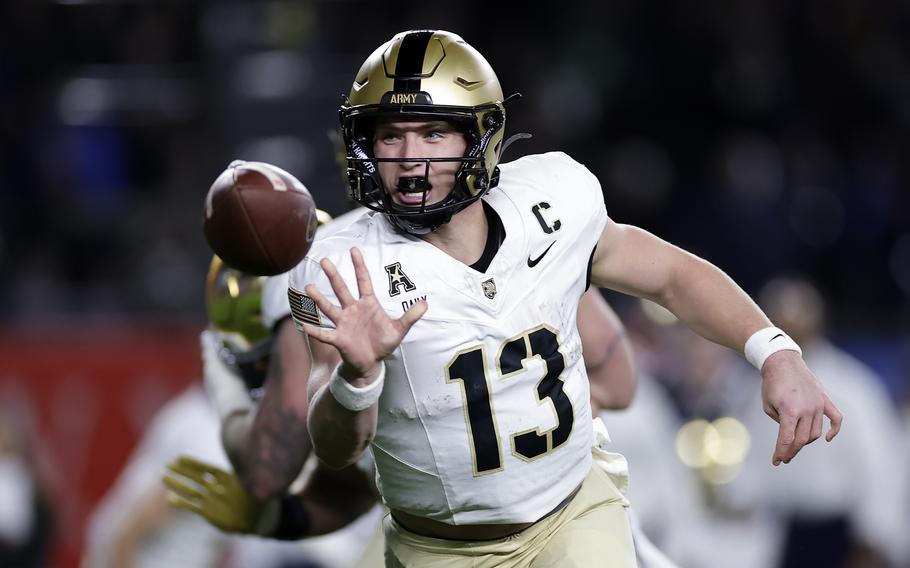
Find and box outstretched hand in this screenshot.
[760,350,843,466]
[163,455,264,534]
[303,247,426,382]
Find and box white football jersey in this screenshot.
[289,152,608,525]
[262,208,368,330]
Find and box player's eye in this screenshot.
[376,130,401,143]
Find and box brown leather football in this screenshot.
[203,160,318,276]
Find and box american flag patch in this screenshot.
[288,287,322,327]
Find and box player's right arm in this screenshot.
[304,248,426,469]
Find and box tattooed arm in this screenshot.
[229,318,339,501]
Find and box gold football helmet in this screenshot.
[340,30,508,234]
[205,255,272,390]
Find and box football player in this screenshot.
[237,30,842,567]
[200,210,359,492]
[169,277,683,566]
[175,225,656,565]
[83,262,238,568]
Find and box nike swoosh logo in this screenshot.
[527,242,556,267]
[770,333,784,342]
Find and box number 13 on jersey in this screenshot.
[445,325,574,476]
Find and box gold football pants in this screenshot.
[382,464,636,568]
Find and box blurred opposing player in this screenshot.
[82,379,233,567]
[83,259,246,566]
[0,406,53,568]
[84,243,373,568]
[206,208,365,493]
[199,212,383,568]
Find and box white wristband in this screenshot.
[744,326,802,371]
[328,363,385,411]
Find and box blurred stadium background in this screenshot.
[0,1,907,567]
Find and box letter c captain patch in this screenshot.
[385,262,417,297]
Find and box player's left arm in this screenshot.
[578,289,637,413]
[590,217,843,465]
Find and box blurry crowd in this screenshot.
[0,0,908,567]
[602,278,910,568]
[1,0,908,329]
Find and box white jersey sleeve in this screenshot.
[513,151,608,262]
[261,272,291,331]
[314,207,368,240]
[264,208,368,331]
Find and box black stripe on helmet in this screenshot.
[393,30,435,92]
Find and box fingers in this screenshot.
[773,402,835,466]
[763,403,779,422]
[171,455,222,476]
[307,249,376,323]
[303,322,334,345]
[168,456,222,485]
[351,247,375,298]
[810,412,823,444]
[793,415,814,451]
[167,492,205,516]
[399,300,427,332]
[772,413,797,466]
[824,397,843,442]
[320,257,356,307]
[162,473,205,502]
[305,284,342,322]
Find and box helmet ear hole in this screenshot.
[482,111,503,130]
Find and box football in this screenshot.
[203,160,318,276]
